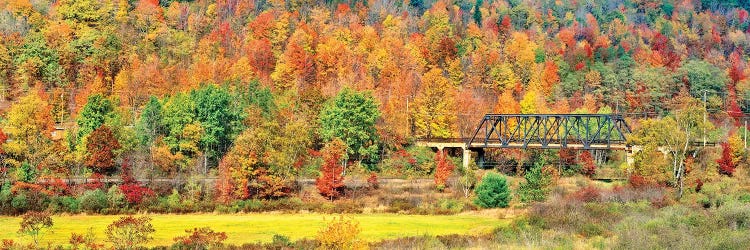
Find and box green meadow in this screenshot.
[0,213,509,247]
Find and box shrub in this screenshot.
[119,184,155,205]
[271,234,292,247]
[628,174,649,188]
[518,163,554,202]
[579,151,596,177]
[0,182,11,214]
[18,211,53,248]
[717,142,736,176]
[49,196,80,213]
[473,172,511,208]
[173,227,227,249]
[315,216,367,250]
[105,216,155,249]
[69,228,102,250]
[11,193,28,212]
[79,189,108,213]
[367,173,379,189]
[166,189,181,212]
[571,185,601,202]
[437,199,465,214]
[107,185,126,209]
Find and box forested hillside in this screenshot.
[1,0,750,207]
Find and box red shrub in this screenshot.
[12,182,53,196]
[84,173,104,190]
[717,142,736,176]
[44,178,70,195]
[571,185,601,202]
[119,184,155,204]
[695,178,704,192]
[579,151,596,177]
[628,174,649,189]
[367,173,379,189]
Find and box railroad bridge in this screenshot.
[416,114,634,169]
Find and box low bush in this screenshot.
[48,196,80,213]
[173,227,227,249]
[315,216,367,250]
[78,189,108,213]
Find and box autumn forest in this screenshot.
[2,0,750,249]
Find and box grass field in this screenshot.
[0,213,509,247]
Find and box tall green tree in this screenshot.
[319,88,380,164]
[161,93,196,153]
[135,96,163,146]
[75,94,116,146]
[190,85,245,164]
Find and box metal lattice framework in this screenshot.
[466,114,632,150]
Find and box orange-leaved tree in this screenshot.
[316,138,347,200]
[434,150,455,191]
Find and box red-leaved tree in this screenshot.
[119,158,154,204]
[717,142,736,176]
[579,151,597,177]
[316,138,346,200]
[434,150,455,191]
[85,125,121,174]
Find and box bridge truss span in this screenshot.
[466,114,633,150]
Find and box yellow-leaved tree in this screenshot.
[2,91,54,169]
[412,68,456,139]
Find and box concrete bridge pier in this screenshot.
[462,147,471,169]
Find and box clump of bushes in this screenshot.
[173,227,227,249]
[78,189,108,213]
[473,172,510,208]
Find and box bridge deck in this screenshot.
[414,139,629,150]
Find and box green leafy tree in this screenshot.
[319,88,380,164]
[135,96,163,146]
[679,59,728,107]
[13,32,63,88]
[518,161,554,202]
[76,94,116,146]
[161,93,196,152]
[190,85,245,165]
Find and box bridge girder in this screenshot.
[466,114,632,150]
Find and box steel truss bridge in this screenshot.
[416,114,633,151]
[415,113,714,169]
[466,114,632,150]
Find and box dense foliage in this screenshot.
[473,172,511,208]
